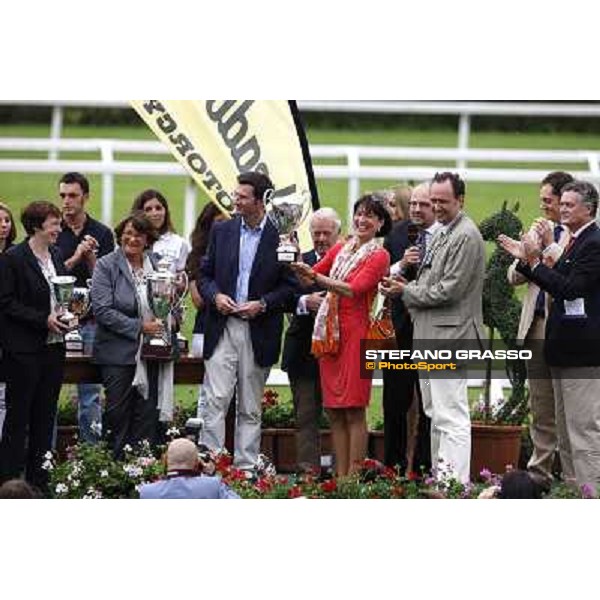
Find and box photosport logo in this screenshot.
[359,339,534,380]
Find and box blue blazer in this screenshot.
[200,217,296,367]
[517,222,600,367]
[139,475,240,499]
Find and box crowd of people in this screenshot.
[1,167,600,498]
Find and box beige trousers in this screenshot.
[201,319,269,470]
[550,367,600,495]
[524,316,559,484]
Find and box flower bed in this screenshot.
[44,432,595,499]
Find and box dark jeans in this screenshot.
[0,344,65,492]
[101,365,159,458]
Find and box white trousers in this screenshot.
[420,371,470,483]
[201,319,269,470]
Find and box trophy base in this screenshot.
[177,334,189,355]
[65,331,84,354]
[141,342,174,361]
[277,244,298,264]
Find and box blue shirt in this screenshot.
[235,215,267,304]
[139,475,240,499]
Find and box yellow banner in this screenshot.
[130,100,319,248]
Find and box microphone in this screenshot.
[407,222,419,246]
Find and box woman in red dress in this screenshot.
[292,194,391,476]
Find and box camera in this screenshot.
[184,417,204,445]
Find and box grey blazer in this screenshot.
[91,248,156,365]
[402,212,486,344]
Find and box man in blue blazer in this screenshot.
[500,180,600,495]
[200,172,296,471]
[139,438,239,499]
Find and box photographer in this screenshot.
[138,438,240,499]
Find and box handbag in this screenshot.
[367,298,397,349]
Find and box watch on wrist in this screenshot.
[259,298,267,313]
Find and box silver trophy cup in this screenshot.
[266,189,312,263]
[50,275,78,329]
[64,286,92,353]
[142,265,188,360]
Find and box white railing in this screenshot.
[1,137,600,233]
[3,99,600,168]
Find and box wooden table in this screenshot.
[64,354,204,384]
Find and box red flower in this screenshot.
[382,466,397,480]
[320,479,337,493]
[288,485,303,498]
[363,458,379,470]
[407,471,419,481]
[254,478,272,493]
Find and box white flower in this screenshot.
[55,483,69,495]
[123,444,133,454]
[44,451,54,460]
[100,469,109,478]
[83,487,103,500]
[166,427,180,438]
[72,479,80,488]
[123,464,143,478]
[42,459,54,471]
[90,421,102,436]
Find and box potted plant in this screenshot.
[474,202,529,479]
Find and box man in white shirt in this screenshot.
[381,183,440,475]
[506,171,574,490]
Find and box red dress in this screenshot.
[312,241,390,409]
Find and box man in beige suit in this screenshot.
[507,171,574,489]
[380,172,486,483]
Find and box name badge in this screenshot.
[564,298,586,318]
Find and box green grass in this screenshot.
[4,120,597,425]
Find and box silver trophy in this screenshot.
[265,189,312,263]
[142,262,188,360]
[50,275,78,329]
[64,284,92,353]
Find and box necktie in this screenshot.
[554,224,562,243]
[417,230,427,263]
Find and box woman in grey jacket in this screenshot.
[91,212,164,457]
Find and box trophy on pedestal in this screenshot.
[50,275,78,329]
[64,284,92,354]
[265,189,312,263]
[142,262,188,360]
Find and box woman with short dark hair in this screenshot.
[0,201,69,492]
[92,211,168,457]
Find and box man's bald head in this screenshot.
[166,438,199,471]
[408,182,435,228]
